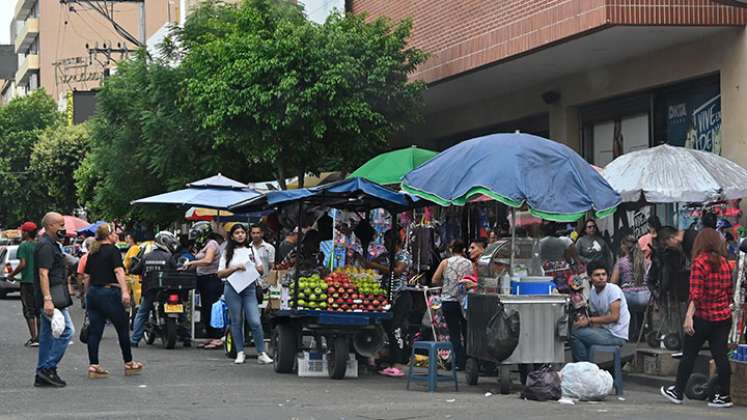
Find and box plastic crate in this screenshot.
[297,351,358,378]
[510,281,556,295]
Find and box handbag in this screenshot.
[50,282,73,309]
[79,313,90,343]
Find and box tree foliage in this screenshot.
[0,90,63,226]
[77,52,256,223]
[176,0,427,187]
[29,123,91,216]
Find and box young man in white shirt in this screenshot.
[249,224,275,277]
[569,260,630,362]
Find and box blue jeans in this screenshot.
[224,282,265,353]
[37,308,74,371]
[130,291,154,345]
[570,326,626,362]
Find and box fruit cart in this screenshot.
[229,177,417,379]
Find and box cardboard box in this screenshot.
[635,348,679,376]
[297,351,358,378]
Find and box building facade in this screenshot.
[9,0,179,104]
[351,1,747,174]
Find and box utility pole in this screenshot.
[60,0,146,48]
[138,1,146,45]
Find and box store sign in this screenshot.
[53,56,105,87]
[664,80,721,154]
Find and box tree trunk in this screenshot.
[298,170,305,189]
[277,162,287,190]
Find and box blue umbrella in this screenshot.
[77,220,108,237]
[231,177,414,212]
[131,174,260,210]
[401,133,620,222]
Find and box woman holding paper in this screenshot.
[217,224,273,365]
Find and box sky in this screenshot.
[0,0,13,44]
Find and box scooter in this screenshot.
[142,271,197,349]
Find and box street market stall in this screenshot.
[402,132,621,393]
[230,177,418,379]
[603,144,747,350]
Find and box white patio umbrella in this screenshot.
[602,144,747,203]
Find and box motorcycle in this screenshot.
[141,271,197,349]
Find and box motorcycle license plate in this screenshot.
[164,304,184,313]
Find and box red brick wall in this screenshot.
[352,0,747,83]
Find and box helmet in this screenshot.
[154,231,178,253]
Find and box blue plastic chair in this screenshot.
[589,345,624,396]
[406,341,459,392]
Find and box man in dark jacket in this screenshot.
[129,231,178,347]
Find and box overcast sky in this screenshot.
[0,0,13,44]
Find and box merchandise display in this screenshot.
[289,268,390,312]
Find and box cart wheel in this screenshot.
[663,333,682,351]
[224,326,236,359]
[498,366,511,395]
[646,331,661,349]
[685,373,709,400]
[465,358,479,386]
[272,324,297,374]
[144,324,156,345]
[328,336,349,380]
[163,318,177,349]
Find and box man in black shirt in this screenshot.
[34,212,75,388]
[130,232,179,347]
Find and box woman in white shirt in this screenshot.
[217,224,273,365]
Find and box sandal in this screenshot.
[124,361,144,376]
[88,365,110,379]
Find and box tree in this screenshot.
[28,123,91,216]
[0,90,63,225]
[176,0,427,188]
[78,52,259,223]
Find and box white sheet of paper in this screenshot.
[227,261,260,294]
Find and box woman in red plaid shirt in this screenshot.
[661,228,734,408]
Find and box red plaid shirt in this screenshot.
[689,254,733,322]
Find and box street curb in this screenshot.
[624,372,674,389]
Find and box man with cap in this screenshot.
[9,221,39,347]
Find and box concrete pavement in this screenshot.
[0,295,745,420]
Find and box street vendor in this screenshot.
[569,260,630,362]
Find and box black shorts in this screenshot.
[20,283,37,320]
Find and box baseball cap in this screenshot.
[20,221,38,232]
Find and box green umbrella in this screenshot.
[350,146,438,186]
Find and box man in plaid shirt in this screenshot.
[661,228,734,408]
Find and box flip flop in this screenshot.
[378,367,405,377]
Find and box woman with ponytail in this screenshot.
[661,228,733,408]
[84,224,143,378]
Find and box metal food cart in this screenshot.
[465,237,570,394]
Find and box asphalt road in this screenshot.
[1,294,745,420]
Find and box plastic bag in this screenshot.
[50,309,65,338]
[210,299,226,329]
[485,304,520,362]
[521,365,562,401]
[560,362,614,401]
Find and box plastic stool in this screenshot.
[406,341,459,392]
[589,345,624,396]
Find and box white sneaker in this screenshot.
[258,352,273,365]
[234,351,246,364]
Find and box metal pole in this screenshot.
[139,0,146,45]
[387,211,398,302]
[510,207,516,275]
[292,202,303,311]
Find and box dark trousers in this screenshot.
[197,274,223,339]
[86,286,132,365]
[383,292,413,365]
[442,301,467,369]
[675,317,732,396]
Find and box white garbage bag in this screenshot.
[50,309,65,338]
[560,362,614,401]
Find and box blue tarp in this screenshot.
[77,220,107,237]
[231,177,414,212]
[401,133,621,222]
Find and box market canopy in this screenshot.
[231,177,415,213]
[77,220,108,237]
[131,174,260,210]
[401,133,621,222]
[349,146,438,185]
[602,144,747,203]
